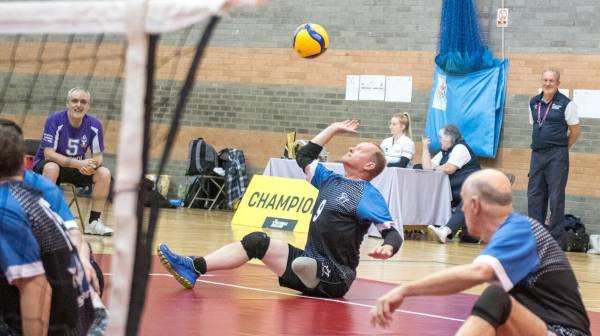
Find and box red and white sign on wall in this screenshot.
[496,8,509,27]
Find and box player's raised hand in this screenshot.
[368,244,394,259]
[332,119,360,134]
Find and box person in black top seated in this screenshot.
[422,125,481,244]
[157,120,402,298]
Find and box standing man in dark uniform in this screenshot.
[156,120,403,298]
[528,69,581,240]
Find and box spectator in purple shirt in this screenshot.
[33,87,113,236]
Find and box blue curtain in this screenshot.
[424,59,508,158]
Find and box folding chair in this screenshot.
[61,183,86,231]
[187,175,225,210]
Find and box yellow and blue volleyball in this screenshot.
[292,23,329,58]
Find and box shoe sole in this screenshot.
[156,246,195,289]
[427,226,446,244]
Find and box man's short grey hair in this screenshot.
[66,87,92,103]
[542,68,561,81]
[440,124,463,145]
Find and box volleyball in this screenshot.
[292,23,329,58]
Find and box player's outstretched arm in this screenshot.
[296,120,359,173]
[370,262,495,328]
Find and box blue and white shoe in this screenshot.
[157,243,199,289]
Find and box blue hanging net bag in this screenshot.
[435,0,494,74]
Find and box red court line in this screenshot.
[95,255,599,335]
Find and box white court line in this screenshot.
[105,273,465,323]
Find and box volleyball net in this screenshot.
[0,1,259,334]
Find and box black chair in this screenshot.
[185,175,225,210]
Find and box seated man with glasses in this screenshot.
[32,87,113,236]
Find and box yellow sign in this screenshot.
[231,175,317,233]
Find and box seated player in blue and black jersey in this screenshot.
[371,169,590,336]
[0,117,108,335]
[0,123,95,335]
[157,120,403,298]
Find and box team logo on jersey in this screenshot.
[81,135,88,147]
[336,192,350,204]
[321,264,331,278]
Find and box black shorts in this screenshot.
[278,244,349,298]
[33,159,93,187]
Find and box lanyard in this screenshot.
[536,101,552,126]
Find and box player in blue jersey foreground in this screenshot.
[371,169,590,336]
[1,118,109,335]
[0,122,96,335]
[158,120,403,297]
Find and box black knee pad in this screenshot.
[241,232,271,260]
[471,285,512,329]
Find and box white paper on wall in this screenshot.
[359,75,386,101]
[385,76,412,102]
[573,89,600,119]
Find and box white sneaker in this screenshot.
[85,219,114,236]
[427,225,451,244]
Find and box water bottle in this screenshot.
[177,183,187,200]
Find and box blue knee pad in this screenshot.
[471,285,512,329]
[241,232,271,260]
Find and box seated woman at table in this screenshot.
[380,112,415,168]
[421,124,481,244]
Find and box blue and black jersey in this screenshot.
[0,182,93,335]
[303,162,397,288]
[23,170,78,230]
[474,213,589,334]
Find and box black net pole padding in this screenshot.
[147,15,221,270]
[126,33,158,336]
[126,14,221,334]
[147,15,222,247]
[155,15,221,181]
[151,25,193,137]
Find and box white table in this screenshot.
[263,158,453,237]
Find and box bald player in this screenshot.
[371,169,590,336]
[157,120,403,298]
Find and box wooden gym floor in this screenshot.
[86,206,600,335]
